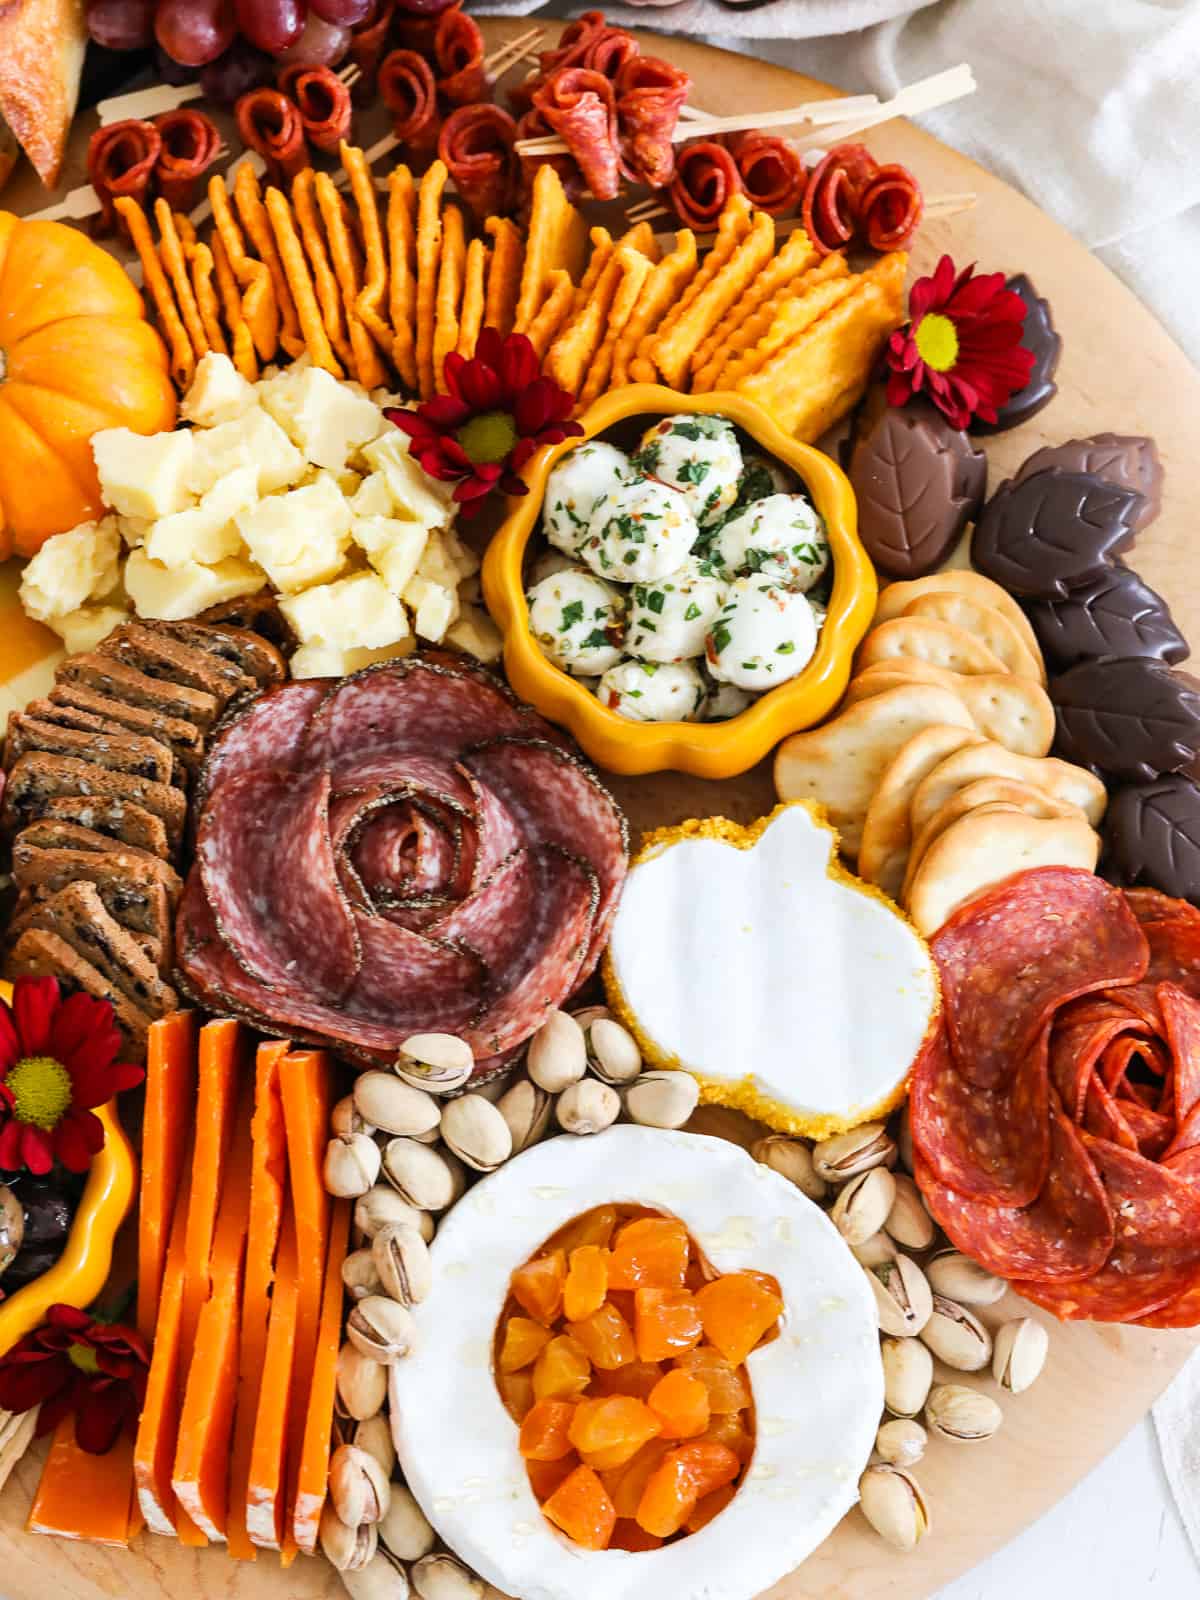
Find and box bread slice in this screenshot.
[55,654,220,732]
[5,712,176,787]
[149,621,287,689]
[0,0,88,188]
[14,819,183,899]
[3,752,187,855]
[37,795,169,859]
[5,929,154,1048]
[48,682,205,773]
[19,882,178,1015]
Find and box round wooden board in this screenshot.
[2,19,1199,1600]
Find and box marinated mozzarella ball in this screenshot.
[582,478,699,583]
[597,658,706,722]
[712,493,830,592]
[543,440,632,555]
[635,414,743,527]
[527,568,625,676]
[626,566,727,663]
[735,452,797,507]
[699,674,754,722]
[706,574,818,692]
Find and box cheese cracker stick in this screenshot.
[155,199,208,364]
[264,184,343,376]
[234,160,305,359]
[433,203,466,392]
[416,160,448,398]
[292,169,355,375]
[315,169,388,389]
[187,240,229,358]
[483,216,522,337]
[341,141,393,354]
[210,230,258,380]
[456,237,489,359]
[209,174,278,363]
[115,197,194,390]
[387,165,419,391]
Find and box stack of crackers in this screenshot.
[775,571,1109,935]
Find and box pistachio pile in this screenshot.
[753,1111,1050,1555]
[321,1007,697,1597]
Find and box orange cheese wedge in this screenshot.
[28,1418,139,1545]
[292,1196,351,1553]
[247,1210,300,1550]
[138,1011,198,1344]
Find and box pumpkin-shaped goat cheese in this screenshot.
[0,213,177,556]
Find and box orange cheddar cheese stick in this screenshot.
[247,1210,300,1550]
[138,1011,198,1344]
[227,1039,290,1562]
[292,1196,351,1553]
[172,1075,255,1539]
[28,1418,139,1545]
[182,1019,244,1355]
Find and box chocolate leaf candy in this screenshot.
[1015,434,1162,533]
[972,468,1144,598]
[1025,566,1189,670]
[1052,658,1200,782]
[971,273,1061,436]
[1106,776,1200,903]
[849,401,987,579]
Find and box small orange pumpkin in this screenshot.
[0,212,177,557]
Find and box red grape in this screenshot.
[155,43,195,85]
[155,0,237,66]
[275,12,352,66]
[200,38,275,102]
[235,0,307,54]
[309,0,372,24]
[86,0,154,50]
[391,0,458,15]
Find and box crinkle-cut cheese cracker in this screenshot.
[484,215,523,338]
[602,803,938,1138]
[578,244,654,412]
[571,225,613,314]
[652,210,775,390]
[546,242,625,400]
[514,164,588,335]
[716,259,856,392]
[691,227,818,386]
[630,192,750,383]
[611,228,697,389]
[525,269,575,363]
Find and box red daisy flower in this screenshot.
[884,254,1037,430]
[0,1303,149,1454]
[0,978,144,1176]
[386,327,583,517]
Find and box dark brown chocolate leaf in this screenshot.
[973,468,1144,598]
[849,403,985,579]
[1025,566,1189,670]
[1015,434,1162,533]
[1052,659,1200,782]
[971,273,1061,436]
[1106,777,1200,903]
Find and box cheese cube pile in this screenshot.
[21,354,503,678]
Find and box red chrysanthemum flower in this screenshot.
[386,327,583,517]
[0,1303,149,1454]
[884,254,1037,430]
[0,977,144,1176]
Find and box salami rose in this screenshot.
[726,130,805,216]
[669,139,745,231]
[349,0,396,100]
[582,23,640,84]
[615,55,690,190]
[510,9,607,114]
[532,66,621,202]
[515,106,584,206]
[378,48,441,156]
[86,118,163,237]
[234,88,310,184]
[153,109,222,212]
[801,142,879,254]
[278,63,354,153]
[860,162,925,250]
[439,104,517,223]
[434,3,487,107]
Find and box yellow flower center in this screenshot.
[913,312,960,373]
[7,1055,73,1131]
[68,1342,101,1376]
[456,410,517,466]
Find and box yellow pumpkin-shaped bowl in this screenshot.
[482,385,876,778]
[0,984,137,1357]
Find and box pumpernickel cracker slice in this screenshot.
[12,845,177,938]
[8,888,163,971]
[48,682,205,772]
[857,724,984,896]
[96,622,254,706]
[14,820,183,899]
[908,741,1109,839]
[3,753,187,855]
[148,621,286,687]
[774,684,975,857]
[5,929,155,1047]
[5,712,175,787]
[197,589,297,655]
[55,654,220,732]
[37,795,169,859]
[20,882,178,1015]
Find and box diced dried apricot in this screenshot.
[635,1452,697,1538]
[499,1316,553,1373]
[608,1217,689,1290]
[511,1249,567,1326]
[607,1289,638,1327]
[695,1271,784,1365]
[533,1335,592,1402]
[672,1440,741,1500]
[674,1346,750,1413]
[590,1359,663,1399]
[519,1399,578,1461]
[563,1245,610,1322]
[648,1369,710,1440]
[609,1519,664,1552]
[567,1302,636,1371]
[542,1464,617,1551]
[703,1410,755,1463]
[603,1438,674,1518]
[686,1482,736,1533]
[569,1396,662,1471]
[634,1287,703,1362]
[527,1452,580,1500]
[550,1204,618,1254]
[497,1369,535,1422]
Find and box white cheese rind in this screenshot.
[607,805,937,1122]
[391,1125,881,1600]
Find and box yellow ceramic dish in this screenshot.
[482,384,877,778]
[0,982,137,1357]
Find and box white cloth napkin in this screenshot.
[1154,1354,1200,1570]
[477,0,935,39]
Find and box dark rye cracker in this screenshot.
[55,654,220,733]
[13,845,175,941]
[38,795,169,859]
[150,620,287,687]
[199,588,298,656]
[5,712,175,787]
[19,882,178,1016]
[3,752,187,855]
[8,888,164,971]
[96,622,254,706]
[48,682,205,773]
[14,820,183,899]
[5,928,155,1047]
[23,699,186,789]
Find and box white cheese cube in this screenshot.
[187,406,306,497]
[291,637,416,679]
[92,428,196,520]
[403,576,459,642]
[236,476,353,593]
[415,530,469,592]
[280,572,411,651]
[50,604,132,654]
[117,516,151,549]
[19,517,122,622]
[125,549,264,620]
[145,466,258,568]
[446,605,503,664]
[351,516,428,596]
[258,365,384,471]
[351,473,395,520]
[360,433,454,532]
[181,353,258,428]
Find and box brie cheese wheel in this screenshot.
[603,803,938,1135]
[391,1125,881,1600]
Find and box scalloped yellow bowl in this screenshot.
[482,384,877,778]
[0,982,137,1357]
